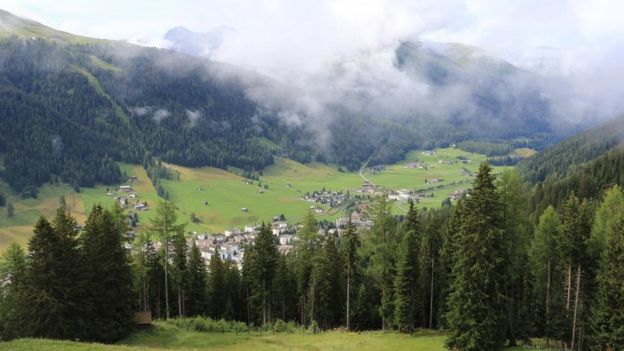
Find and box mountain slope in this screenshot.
[519,114,624,183]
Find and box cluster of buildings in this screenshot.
[449,189,469,201]
[107,184,149,211]
[303,190,347,207]
[387,189,420,203]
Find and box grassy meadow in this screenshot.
[0,147,512,252]
[0,322,553,351]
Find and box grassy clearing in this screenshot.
[0,323,554,351]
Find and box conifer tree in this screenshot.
[368,195,398,330]
[172,230,188,317]
[186,240,207,317]
[445,163,507,351]
[24,215,82,339]
[251,223,278,327]
[294,210,320,325]
[529,206,566,347]
[81,205,134,342]
[150,201,184,319]
[589,218,624,350]
[343,219,360,330]
[208,247,226,319]
[0,243,27,340]
[394,229,420,332]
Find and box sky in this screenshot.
[3,0,623,73]
[3,0,624,124]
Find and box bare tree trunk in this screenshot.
[346,266,351,330]
[566,263,572,311]
[165,240,170,319]
[571,265,581,350]
[178,286,182,317]
[429,256,435,329]
[262,280,266,328]
[546,259,551,349]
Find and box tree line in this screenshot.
[2,163,624,350]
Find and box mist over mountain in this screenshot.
[0,9,612,194]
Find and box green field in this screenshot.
[0,148,510,252]
[0,322,552,351]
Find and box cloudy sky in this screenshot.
[3,0,623,72]
[3,0,624,123]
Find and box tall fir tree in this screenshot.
[343,219,360,330]
[589,217,624,350]
[150,201,184,319]
[529,206,567,347]
[445,163,507,351]
[251,223,278,327]
[294,210,320,325]
[394,229,420,332]
[186,240,207,317]
[208,246,226,319]
[24,213,83,339]
[81,205,134,342]
[0,243,27,340]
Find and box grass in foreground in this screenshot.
[0,322,555,351]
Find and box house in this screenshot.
[460,167,473,177]
[421,150,436,156]
[119,185,133,192]
[241,207,248,212]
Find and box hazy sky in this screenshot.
[3,0,624,123]
[3,0,623,71]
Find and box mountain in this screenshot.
[518,114,624,210]
[0,10,584,195]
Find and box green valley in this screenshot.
[0,147,509,251]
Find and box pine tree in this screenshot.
[561,194,593,349]
[251,223,278,327]
[589,217,624,350]
[343,219,360,330]
[208,247,226,319]
[294,210,320,325]
[445,163,507,351]
[172,230,188,317]
[6,202,14,218]
[186,240,207,317]
[529,206,566,347]
[498,170,532,345]
[394,229,420,332]
[307,234,342,329]
[81,205,134,342]
[24,214,83,339]
[368,195,398,330]
[0,243,27,340]
[150,201,184,319]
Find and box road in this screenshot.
[358,160,375,186]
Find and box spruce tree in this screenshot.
[589,217,624,350]
[208,247,226,319]
[529,206,566,347]
[0,243,27,340]
[294,210,320,325]
[172,230,188,317]
[445,163,507,351]
[81,205,134,342]
[150,201,184,319]
[186,240,207,317]
[394,229,420,332]
[251,223,278,327]
[24,215,83,339]
[307,234,342,329]
[343,219,360,330]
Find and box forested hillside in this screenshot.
[0,10,578,195]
